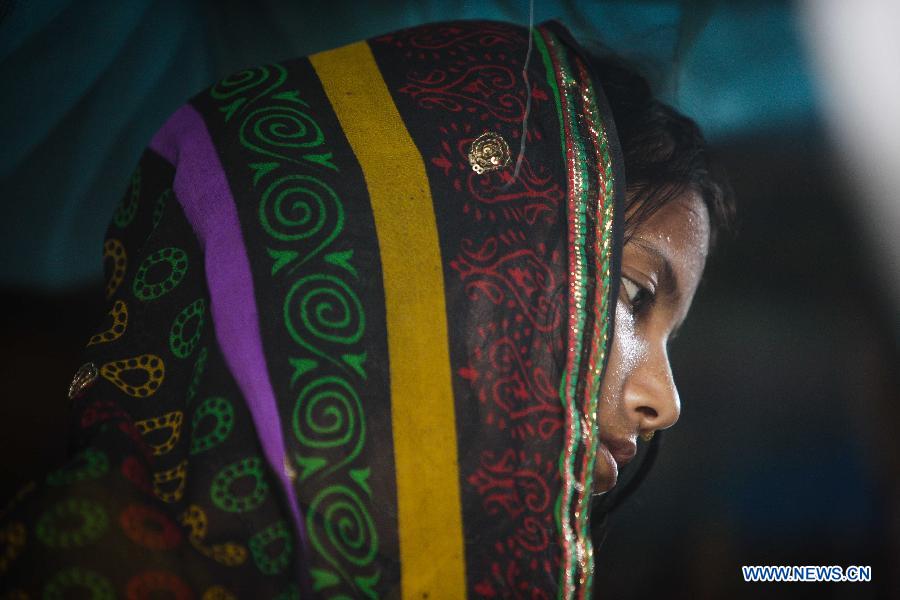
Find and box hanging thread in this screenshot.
[502,0,535,189]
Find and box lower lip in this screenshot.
[594,443,619,494]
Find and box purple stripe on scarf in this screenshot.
[149,104,310,583]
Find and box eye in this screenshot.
[621,277,654,315]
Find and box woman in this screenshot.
[0,19,730,599]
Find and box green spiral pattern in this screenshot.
[211,65,285,101]
[292,376,363,470]
[258,175,344,252]
[283,275,364,361]
[307,485,378,569]
[240,105,325,162]
[209,61,380,593]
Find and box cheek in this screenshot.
[598,300,643,413]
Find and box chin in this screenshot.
[592,443,619,494]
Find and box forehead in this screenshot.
[634,190,709,248]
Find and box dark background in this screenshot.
[2,1,896,598]
[594,125,898,598]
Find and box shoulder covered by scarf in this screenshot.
[1,19,624,599]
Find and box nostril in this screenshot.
[636,406,658,420]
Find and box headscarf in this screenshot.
[0,20,623,599]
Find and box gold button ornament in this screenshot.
[468,131,511,174]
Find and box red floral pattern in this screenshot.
[374,21,568,597]
[376,23,526,59]
[431,122,561,224]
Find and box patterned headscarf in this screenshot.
[0,20,623,599]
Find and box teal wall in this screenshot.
[0,0,817,289]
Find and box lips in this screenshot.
[593,437,637,494]
[604,437,637,466]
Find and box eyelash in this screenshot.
[621,277,655,316]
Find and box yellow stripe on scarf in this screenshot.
[311,42,467,599]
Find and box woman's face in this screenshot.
[593,189,711,494]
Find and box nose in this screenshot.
[623,342,681,433]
